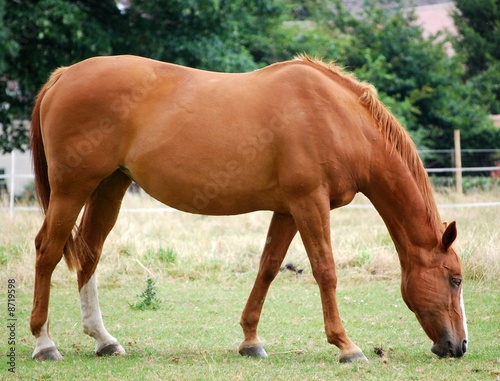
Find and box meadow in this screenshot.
[1,191,499,380]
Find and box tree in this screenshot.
[0,0,25,151]
[113,0,285,72]
[452,0,500,114]
[262,0,499,162]
[343,2,497,154]
[0,0,121,152]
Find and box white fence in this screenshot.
[1,149,500,215]
[0,150,34,214]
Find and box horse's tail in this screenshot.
[31,67,81,271]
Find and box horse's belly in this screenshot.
[125,149,282,215]
[139,176,280,215]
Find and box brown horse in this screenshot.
[30,55,467,362]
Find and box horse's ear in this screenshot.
[442,221,457,251]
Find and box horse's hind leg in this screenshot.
[76,171,131,356]
[239,212,297,358]
[31,194,91,360]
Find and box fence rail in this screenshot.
[426,166,500,173]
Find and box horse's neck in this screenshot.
[362,159,440,265]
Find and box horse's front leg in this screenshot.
[291,195,368,362]
[239,212,297,358]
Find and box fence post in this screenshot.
[9,150,16,217]
[454,130,462,194]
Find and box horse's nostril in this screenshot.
[462,340,468,353]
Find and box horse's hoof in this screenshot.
[239,345,268,359]
[339,351,368,363]
[96,342,126,357]
[33,346,63,361]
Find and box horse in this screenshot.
[29,54,468,362]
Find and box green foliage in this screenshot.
[118,0,285,72]
[129,277,162,311]
[430,176,500,193]
[0,0,120,152]
[453,0,500,114]
[453,0,500,75]
[271,1,500,163]
[461,176,500,193]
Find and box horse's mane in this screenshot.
[295,54,442,232]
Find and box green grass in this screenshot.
[1,191,499,380]
[1,273,499,380]
[145,246,177,265]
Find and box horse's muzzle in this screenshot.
[431,339,467,358]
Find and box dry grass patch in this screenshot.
[1,191,499,290]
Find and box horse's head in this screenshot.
[400,221,468,358]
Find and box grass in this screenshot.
[0,191,499,380]
[2,273,499,380]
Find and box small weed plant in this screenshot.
[129,277,162,311]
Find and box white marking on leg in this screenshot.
[32,319,57,358]
[460,289,468,347]
[80,273,125,354]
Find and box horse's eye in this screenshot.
[451,278,462,287]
